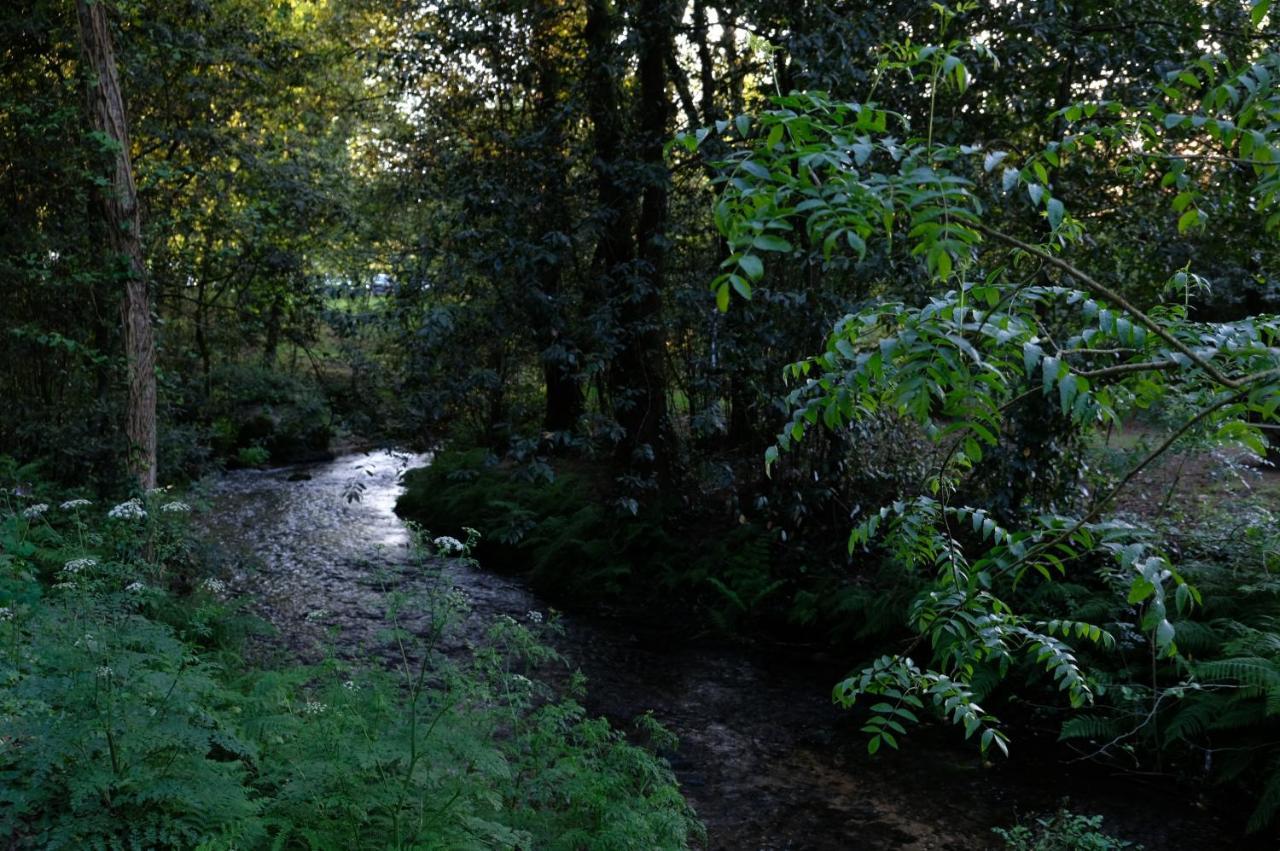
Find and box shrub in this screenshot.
[396,449,783,630]
[994,808,1139,851]
[206,364,333,466]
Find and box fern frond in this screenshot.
[1247,758,1280,833]
[1059,714,1125,742]
[1194,656,1280,691]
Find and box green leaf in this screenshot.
[752,234,792,252]
[1251,0,1272,27]
[1046,197,1064,230]
[1023,341,1044,377]
[1128,578,1156,604]
[1177,208,1200,233]
[1041,355,1060,394]
[933,248,953,280]
[737,254,764,280]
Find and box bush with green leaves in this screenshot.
[1050,496,1280,832]
[675,2,1280,831]
[0,469,701,849]
[399,448,871,636]
[206,364,333,467]
[994,808,1140,851]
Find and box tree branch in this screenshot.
[1075,360,1179,379]
[977,225,1242,388]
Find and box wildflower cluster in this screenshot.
[107,499,146,521]
[201,577,227,595]
[59,499,92,510]
[160,501,191,514]
[21,504,48,519]
[0,607,12,622]
[433,535,465,555]
[62,558,97,575]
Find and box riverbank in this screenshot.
[193,449,1262,850]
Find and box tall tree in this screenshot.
[609,0,673,475]
[75,0,156,489]
[530,0,584,434]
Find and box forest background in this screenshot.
[4,0,1280,845]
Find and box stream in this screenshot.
[195,449,1254,850]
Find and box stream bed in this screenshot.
[195,450,1253,850]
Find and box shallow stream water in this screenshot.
[195,450,1253,850]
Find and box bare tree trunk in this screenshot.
[76,0,157,490]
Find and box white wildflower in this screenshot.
[433,535,464,554]
[302,701,327,715]
[96,666,113,679]
[62,558,97,575]
[125,581,146,593]
[526,610,543,624]
[305,608,329,622]
[146,486,170,496]
[510,674,533,690]
[59,499,92,510]
[342,680,359,692]
[201,577,226,595]
[160,501,191,513]
[52,582,77,591]
[107,499,146,521]
[21,504,48,519]
[445,589,469,611]
[0,607,12,622]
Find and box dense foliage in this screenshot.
[0,469,700,848]
[3,0,1280,843]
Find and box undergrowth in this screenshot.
[395,448,909,644]
[994,807,1140,850]
[0,458,701,849]
[396,448,783,631]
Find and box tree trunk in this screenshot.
[263,292,283,364]
[76,0,157,490]
[584,0,632,278]
[531,0,582,434]
[609,0,672,477]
